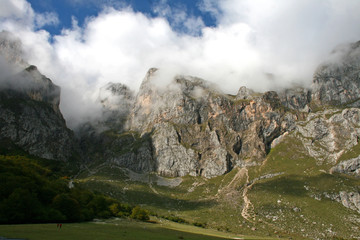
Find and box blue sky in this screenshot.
[26,0,217,36]
[2,0,360,127]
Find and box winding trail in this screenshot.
[240,168,256,222]
[215,167,256,222]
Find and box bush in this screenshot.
[130,206,150,221]
[109,203,132,217]
[164,215,187,223]
[193,222,206,228]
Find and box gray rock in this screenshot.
[0,34,77,161]
[278,87,311,112]
[98,82,134,131]
[124,68,297,177]
[339,191,360,213]
[312,41,360,106]
[152,122,198,177]
[235,86,255,100]
[0,68,76,161]
[296,108,360,164]
[330,157,360,176]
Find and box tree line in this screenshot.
[0,155,149,224]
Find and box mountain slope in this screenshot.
[76,40,360,240]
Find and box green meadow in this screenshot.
[0,218,278,240]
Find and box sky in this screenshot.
[1,0,360,128]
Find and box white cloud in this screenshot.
[0,0,58,30]
[1,0,360,128]
[0,0,33,19]
[152,0,205,35]
[35,12,59,28]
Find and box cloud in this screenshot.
[1,0,360,128]
[35,12,59,28]
[0,0,58,30]
[152,0,205,36]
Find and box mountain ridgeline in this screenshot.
[1,31,360,239]
[79,40,360,179]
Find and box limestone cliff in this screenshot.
[0,32,76,161]
[312,40,360,106]
[117,69,296,178]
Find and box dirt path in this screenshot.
[241,168,256,222]
[216,167,247,197]
[215,167,256,222]
[149,182,159,194]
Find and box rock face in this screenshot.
[330,157,360,176]
[2,29,360,181]
[295,108,360,164]
[76,81,156,172]
[99,82,134,130]
[0,33,76,161]
[94,39,360,178]
[125,68,297,177]
[338,191,360,214]
[278,87,311,112]
[312,41,360,106]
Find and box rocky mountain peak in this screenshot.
[114,68,297,177]
[1,64,62,117]
[0,34,77,161]
[99,82,134,111]
[235,86,256,100]
[138,67,158,92]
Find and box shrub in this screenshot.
[130,206,150,221]
[192,222,206,228]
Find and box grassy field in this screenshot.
[0,218,278,240]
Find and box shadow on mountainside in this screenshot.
[118,188,216,211]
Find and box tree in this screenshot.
[130,206,149,221]
[52,193,81,222]
[3,188,43,223]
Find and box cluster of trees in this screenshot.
[0,155,149,223]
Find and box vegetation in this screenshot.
[0,154,148,224]
[130,206,150,221]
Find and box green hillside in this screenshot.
[76,132,360,240]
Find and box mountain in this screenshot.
[0,31,77,161]
[76,42,360,239]
[0,30,359,239]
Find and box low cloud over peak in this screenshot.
[1,0,360,128]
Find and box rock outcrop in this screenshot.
[98,82,134,130]
[278,87,311,112]
[295,108,360,164]
[312,41,360,106]
[330,157,360,176]
[338,191,360,214]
